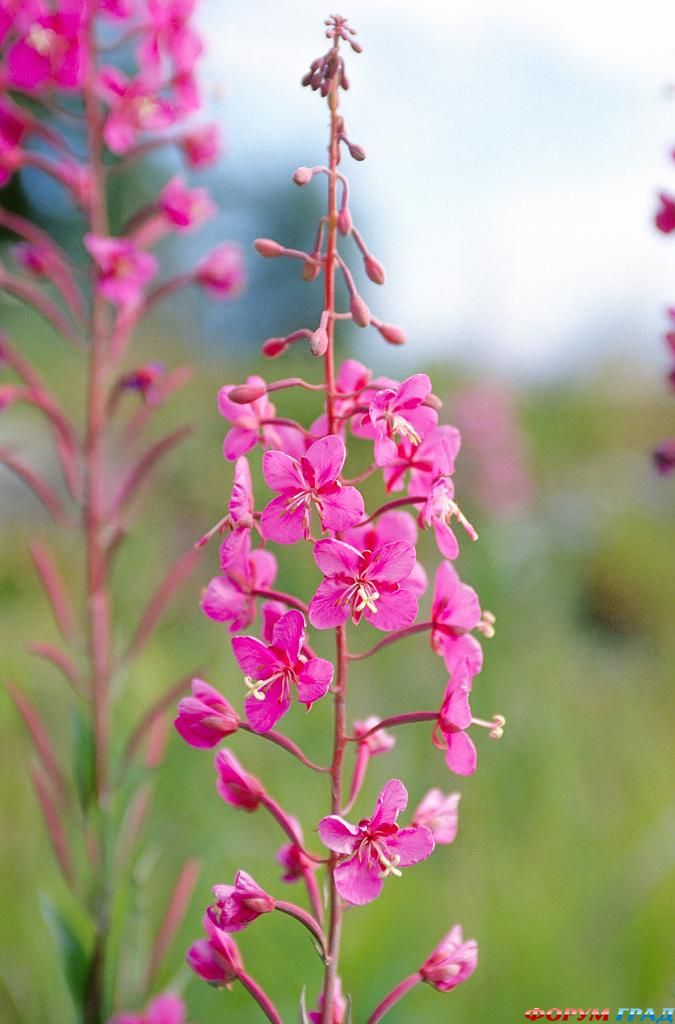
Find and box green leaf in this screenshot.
[299,986,311,1024]
[71,706,95,812]
[40,894,91,1021]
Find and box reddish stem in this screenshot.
[236,970,283,1024]
[346,711,438,744]
[357,494,427,527]
[275,901,326,957]
[239,723,329,773]
[348,621,435,661]
[366,973,421,1023]
[252,588,309,614]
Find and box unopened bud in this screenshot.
[261,337,288,358]
[337,206,353,235]
[350,294,371,328]
[310,325,329,356]
[229,382,267,404]
[348,142,366,161]
[364,253,386,285]
[293,166,313,186]
[303,258,321,282]
[253,238,284,258]
[376,321,406,345]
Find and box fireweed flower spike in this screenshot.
[180,15,501,1022]
[0,1,243,1020]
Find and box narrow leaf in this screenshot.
[124,547,201,662]
[7,681,68,801]
[0,450,70,525]
[71,706,96,813]
[40,894,90,1021]
[28,542,76,642]
[112,424,193,513]
[30,766,74,886]
[146,857,201,985]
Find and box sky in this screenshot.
[194,0,675,380]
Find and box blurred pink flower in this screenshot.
[84,234,157,309]
[308,536,418,631]
[232,609,333,733]
[260,434,364,544]
[412,789,460,844]
[109,993,186,1024]
[655,192,675,234]
[318,779,434,905]
[174,678,239,748]
[214,749,264,811]
[353,716,396,755]
[420,925,478,992]
[308,977,347,1023]
[6,6,86,91]
[97,67,176,153]
[159,175,215,230]
[181,123,220,167]
[196,244,245,299]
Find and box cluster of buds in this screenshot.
[1,2,243,1022]
[176,16,503,1024]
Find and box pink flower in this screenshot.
[181,123,220,168]
[202,533,277,632]
[420,925,478,992]
[84,235,157,310]
[277,828,316,883]
[308,978,347,1023]
[207,871,275,932]
[430,561,485,679]
[219,456,256,567]
[419,476,477,559]
[97,67,176,154]
[353,716,395,755]
[382,425,461,494]
[655,192,675,233]
[174,678,239,748]
[308,537,418,632]
[109,993,186,1024]
[260,435,364,544]
[159,175,215,230]
[214,749,264,810]
[218,376,279,460]
[99,0,135,18]
[318,779,434,905]
[344,510,427,596]
[6,7,86,91]
[412,789,460,844]
[435,670,477,776]
[232,609,333,733]
[196,244,245,299]
[141,0,202,79]
[654,437,675,475]
[365,373,437,465]
[12,242,52,276]
[120,362,166,404]
[186,913,243,987]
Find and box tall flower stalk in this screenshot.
[1,3,242,1021]
[180,15,504,1023]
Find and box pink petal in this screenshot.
[317,815,360,854]
[334,854,383,905]
[374,428,399,467]
[146,994,186,1024]
[433,518,459,560]
[223,426,257,460]
[219,527,249,569]
[271,609,305,662]
[297,657,333,704]
[319,484,365,532]
[433,562,481,630]
[367,541,416,584]
[313,538,362,578]
[249,548,277,589]
[231,635,279,679]
[445,731,477,776]
[308,578,350,630]
[230,457,253,519]
[260,494,306,544]
[201,576,244,624]
[305,434,346,488]
[244,676,290,733]
[366,587,418,632]
[186,939,225,983]
[386,825,435,866]
[441,634,483,678]
[370,778,408,829]
[442,683,473,729]
[396,373,431,408]
[262,450,303,492]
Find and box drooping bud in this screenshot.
[228,381,267,404]
[310,311,330,356]
[261,337,288,358]
[347,142,366,161]
[364,253,386,285]
[350,294,370,327]
[303,255,322,281]
[420,926,478,992]
[376,321,407,345]
[253,238,284,258]
[293,166,313,186]
[337,206,352,235]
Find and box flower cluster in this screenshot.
[176,15,502,1023]
[1,3,243,1022]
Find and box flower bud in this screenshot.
[363,253,386,285]
[420,926,478,992]
[353,717,396,755]
[228,382,267,404]
[350,294,370,327]
[175,679,240,748]
[253,237,284,258]
[215,749,264,810]
[376,321,406,345]
[348,142,366,161]
[337,206,352,235]
[310,325,329,356]
[208,871,275,932]
[261,337,288,358]
[186,916,243,986]
[293,166,313,186]
[303,257,321,282]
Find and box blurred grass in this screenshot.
[1,308,674,1022]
